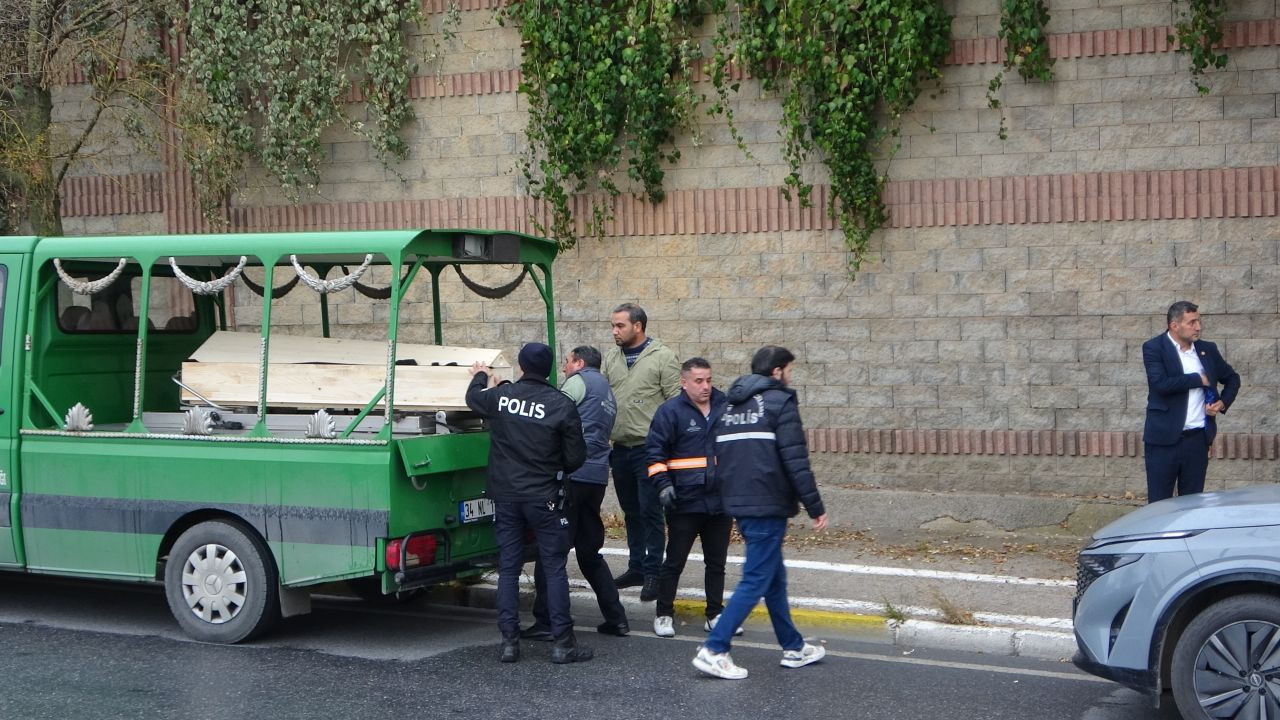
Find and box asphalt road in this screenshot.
[0,574,1181,720]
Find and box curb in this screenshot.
[435,581,1077,661]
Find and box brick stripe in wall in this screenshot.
[69,165,1280,231]
[884,166,1280,228]
[806,429,1280,461]
[61,173,165,217]
[945,18,1280,65]
[202,165,1277,234]
[55,18,1280,88]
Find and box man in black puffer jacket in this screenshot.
[692,346,828,681]
[465,342,589,665]
[645,357,733,639]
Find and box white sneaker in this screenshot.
[654,615,675,638]
[692,646,748,680]
[780,642,826,668]
[704,614,744,636]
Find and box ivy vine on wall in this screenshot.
[502,0,703,249]
[174,0,422,217]
[986,0,1053,140]
[1172,0,1228,94]
[709,0,952,273]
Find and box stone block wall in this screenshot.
[56,0,1280,501]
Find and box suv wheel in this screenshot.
[1171,594,1280,719]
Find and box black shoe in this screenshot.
[639,576,658,602]
[499,638,520,663]
[519,624,554,642]
[550,632,594,664]
[597,620,630,637]
[613,570,644,589]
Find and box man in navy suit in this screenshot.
[1142,301,1241,503]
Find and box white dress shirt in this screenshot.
[1168,332,1206,430]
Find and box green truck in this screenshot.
[0,228,558,642]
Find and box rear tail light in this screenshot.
[385,534,439,571]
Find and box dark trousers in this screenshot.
[1145,428,1210,503]
[704,516,803,654]
[610,444,665,577]
[495,500,571,639]
[656,511,733,619]
[532,482,627,627]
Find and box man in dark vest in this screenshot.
[522,345,631,640]
[465,342,591,664]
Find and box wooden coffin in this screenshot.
[180,331,512,411]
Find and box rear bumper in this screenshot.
[396,554,497,590]
[394,538,538,591]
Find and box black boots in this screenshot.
[639,575,659,602]
[549,631,594,664]
[596,620,629,637]
[499,637,520,663]
[519,624,554,642]
[613,569,644,588]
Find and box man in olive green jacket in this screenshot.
[603,303,682,601]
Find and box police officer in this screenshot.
[523,346,630,640]
[465,342,591,664]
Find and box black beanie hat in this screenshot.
[517,342,553,379]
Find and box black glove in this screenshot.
[658,485,677,510]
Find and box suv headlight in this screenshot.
[1077,553,1141,600]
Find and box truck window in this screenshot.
[56,271,196,334]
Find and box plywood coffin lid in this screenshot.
[188,330,510,368]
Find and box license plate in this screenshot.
[460,497,496,523]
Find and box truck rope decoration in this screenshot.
[53,258,127,295]
[240,271,299,298]
[169,256,247,295]
[63,403,94,432]
[291,254,373,294]
[452,264,527,299]
[344,265,413,300]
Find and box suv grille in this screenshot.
[1076,558,1102,601]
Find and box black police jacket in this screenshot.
[713,373,825,520]
[644,387,727,515]
[465,372,587,503]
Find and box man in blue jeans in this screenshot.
[693,346,828,680]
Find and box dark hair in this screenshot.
[1167,301,1199,327]
[570,345,602,369]
[681,357,711,374]
[612,302,647,332]
[751,346,796,376]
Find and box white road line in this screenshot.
[593,546,1076,588]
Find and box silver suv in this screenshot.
[1073,485,1280,719]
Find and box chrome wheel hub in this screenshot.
[1194,620,1280,718]
[180,543,248,625]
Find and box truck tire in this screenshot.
[164,520,280,643]
[1171,593,1280,720]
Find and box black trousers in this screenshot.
[1145,428,1210,503]
[532,482,627,627]
[496,500,571,640]
[656,511,733,619]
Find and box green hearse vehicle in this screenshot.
[0,229,559,642]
